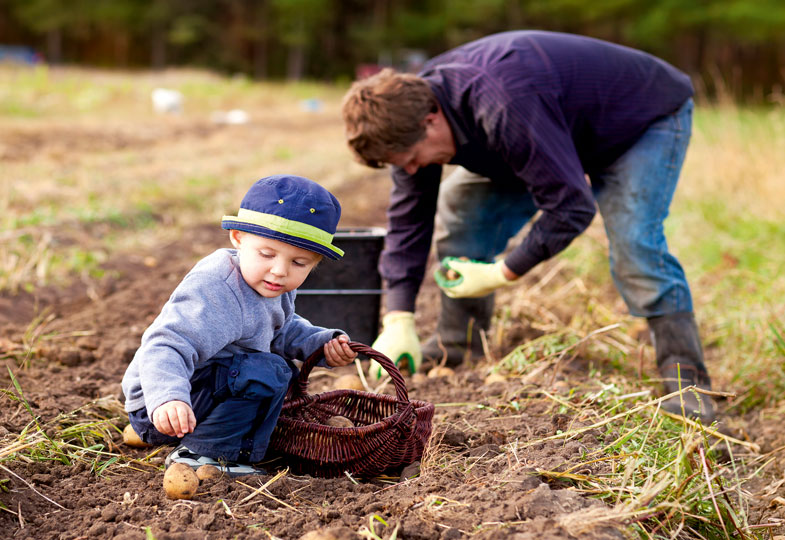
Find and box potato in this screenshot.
[333,374,364,391]
[445,256,470,280]
[325,415,354,428]
[411,373,428,385]
[122,424,151,448]
[427,366,455,378]
[484,373,506,385]
[163,463,199,500]
[196,464,222,481]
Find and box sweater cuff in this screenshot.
[503,250,542,278]
[385,285,419,313]
[145,391,192,420]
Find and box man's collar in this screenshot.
[432,90,469,150]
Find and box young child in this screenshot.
[121,174,357,476]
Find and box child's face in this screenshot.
[229,230,321,298]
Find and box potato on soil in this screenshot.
[325,415,354,428]
[163,463,199,500]
[428,366,455,378]
[122,424,151,448]
[333,374,364,391]
[196,464,222,481]
[484,373,506,385]
[411,373,428,385]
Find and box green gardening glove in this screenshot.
[434,257,513,298]
[368,312,422,379]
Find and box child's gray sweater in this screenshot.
[122,248,341,417]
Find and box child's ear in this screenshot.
[229,229,243,248]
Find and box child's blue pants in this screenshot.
[128,351,295,463]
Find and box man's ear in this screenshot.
[423,111,439,127]
[229,229,243,248]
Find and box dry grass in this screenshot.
[486,263,767,537]
[683,106,785,221]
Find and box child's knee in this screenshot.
[226,352,293,399]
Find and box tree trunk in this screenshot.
[46,28,62,64]
[287,44,305,80]
[115,32,130,67]
[252,0,270,79]
[253,37,268,79]
[151,27,167,69]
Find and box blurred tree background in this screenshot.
[1,0,783,102]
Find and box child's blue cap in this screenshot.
[221,175,344,260]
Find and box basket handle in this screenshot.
[290,341,410,405]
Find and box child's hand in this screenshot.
[324,335,358,367]
[152,400,196,438]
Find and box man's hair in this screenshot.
[341,68,438,168]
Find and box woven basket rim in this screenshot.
[278,387,434,436]
[281,387,399,409]
[289,341,411,403]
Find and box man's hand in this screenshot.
[434,257,518,298]
[369,311,422,379]
[152,400,196,438]
[324,334,358,367]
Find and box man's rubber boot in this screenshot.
[421,292,493,367]
[648,312,715,424]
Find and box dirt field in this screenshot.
[1,71,784,540]
[0,227,626,540]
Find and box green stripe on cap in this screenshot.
[222,208,344,257]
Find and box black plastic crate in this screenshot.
[295,227,386,345]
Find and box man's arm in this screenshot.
[380,163,442,312]
[435,89,597,300]
[366,164,441,378]
[491,91,597,276]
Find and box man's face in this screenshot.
[386,111,456,175]
[229,230,321,298]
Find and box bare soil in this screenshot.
[1,115,784,540]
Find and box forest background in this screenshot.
[2,0,785,102]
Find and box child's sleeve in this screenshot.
[132,274,243,416]
[270,312,345,365]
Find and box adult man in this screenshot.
[342,31,714,422]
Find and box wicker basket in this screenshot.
[267,342,435,478]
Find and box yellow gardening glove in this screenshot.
[434,257,513,298]
[368,312,422,379]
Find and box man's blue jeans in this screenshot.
[435,99,694,318]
